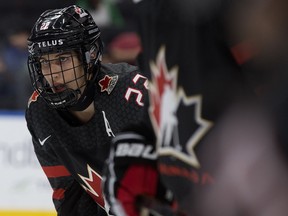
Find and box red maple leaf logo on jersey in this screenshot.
[149,46,213,168]
[78,165,105,209]
[149,54,175,128]
[28,91,40,108]
[98,75,118,94]
[74,6,88,18]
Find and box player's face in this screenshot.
[39,51,86,93]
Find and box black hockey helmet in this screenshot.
[27,5,103,110]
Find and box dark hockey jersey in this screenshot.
[25,62,151,216]
[99,1,288,216]
[131,0,255,214]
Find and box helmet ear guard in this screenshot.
[27,5,103,110]
[84,40,103,66]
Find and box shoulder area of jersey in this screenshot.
[97,63,141,94]
[27,91,40,108]
[101,62,139,75]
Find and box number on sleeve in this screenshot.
[125,74,149,106]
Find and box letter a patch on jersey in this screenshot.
[102,111,115,137]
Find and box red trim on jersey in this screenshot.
[42,165,71,178]
[158,163,214,185]
[53,188,66,200]
[230,41,257,65]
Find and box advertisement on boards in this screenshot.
[0,112,55,216]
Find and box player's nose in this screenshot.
[50,61,62,74]
[49,64,64,82]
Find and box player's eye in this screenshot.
[58,55,73,64]
[59,56,69,62]
[40,59,50,67]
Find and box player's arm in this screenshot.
[102,67,180,215]
[103,130,179,216]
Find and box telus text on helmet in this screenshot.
[37,39,64,48]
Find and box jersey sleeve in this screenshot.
[120,68,153,133]
[101,67,177,215]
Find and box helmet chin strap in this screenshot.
[68,80,96,111]
[43,88,79,109]
[43,83,95,111]
[68,61,101,111]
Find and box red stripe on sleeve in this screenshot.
[53,188,65,200]
[42,165,71,178]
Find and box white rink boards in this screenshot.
[0,112,55,215]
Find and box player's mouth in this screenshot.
[53,83,67,93]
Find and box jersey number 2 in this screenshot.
[125,74,148,106]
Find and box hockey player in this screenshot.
[25,5,166,216]
[103,0,288,215]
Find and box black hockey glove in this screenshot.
[103,132,181,216]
